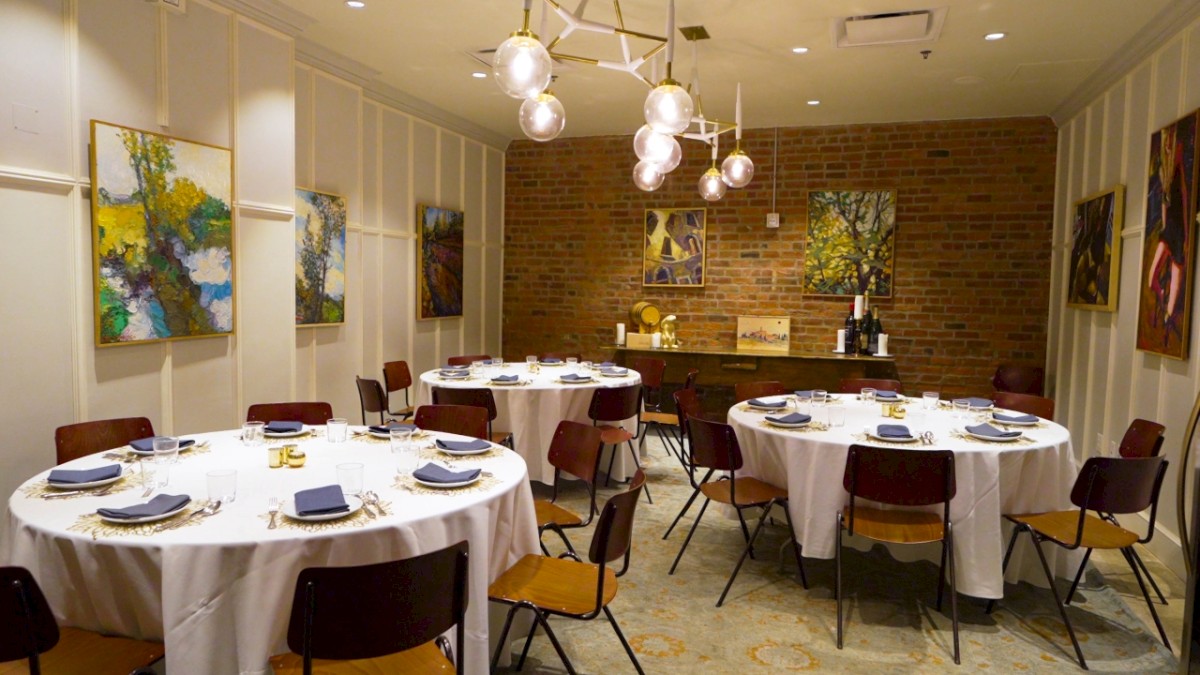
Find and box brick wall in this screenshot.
[502,117,1058,398]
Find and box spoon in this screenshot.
[364,491,388,516]
[42,484,118,500]
[154,500,222,533]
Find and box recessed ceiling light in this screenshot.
[984,32,1006,41]
[807,100,820,106]
[345,1,365,8]
[471,72,488,79]
[791,46,809,54]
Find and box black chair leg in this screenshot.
[836,513,845,649]
[718,502,772,607]
[735,508,756,560]
[947,524,960,665]
[670,498,711,574]
[1065,548,1094,605]
[604,606,646,675]
[625,440,652,504]
[491,604,523,671]
[936,536,948,611]
[516,619,538,671]
[986,523,1022,614]
[663,486,702,540]
[604,443,616,487]
[1029,531,1087,670]
[1122,547,1172,649]
[781,502,807,589]
[1131,547,1169,605]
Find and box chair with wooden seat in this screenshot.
[669,416,807,607]
[639,368,700,467]
[355,376,388,426]
[837,445,959,664]
[246,402,333,426]
[269,541,469,675]
[661,387,709,537]
[446,354,491,366]
[382,360,415,419]
[588,383,650,502]
[986,455,1170,669]
[413,404,489,441]
[54,417,155,465]
[1118,418,1166,458]
[837,377,905,395]
[539,351,580,362]
[992,391,1054,419]
[992,363,1045,396]
[489,471,646,675]
[431,387,512,447]
[535,420,603,556]
[734,380,787,402]
[630,356,667,449]
[1,565,165,674]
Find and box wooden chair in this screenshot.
[446,354,491,366]
[413,404,488,441]
[431,387,512,447]
[986,455,1170,669]
[734,380,787,402]
[0,566,165,674]
[246,402,333,426]
[1119,418,1166,458]
[489,471,646,675]
[539,351,580,362]
[54,417,154,465]
[631,356,667,448]
[837,445,959,664]
[382,360,415,419]
[535,421,603,556]
[588,384,650,502]
[269,541,469,675]
[837,377,904,395]
[639,368,700,467]
[991,363,1045,396]
[669,416,807,607]
[355,376,388,426]
[992,391,1054,419]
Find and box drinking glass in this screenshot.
[206,469,237,503]
[326,418,349,443]
[793,392,812,416]
[952,398,970,420]
[337,462,364,496]
[242,421,265,447]
[153,437,180,465]
[526,355,537,371]
[582,360,593,371]
[922,392,940,411]
[566,357,579,373]
[861,387,877,403]
[828,401,846,427]
[390,428,417,475]
[812,389,828,406]
[469,360,482,377]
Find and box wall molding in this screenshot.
[236,199,293,220]
[0,166,79,194]
[207,0,314,37]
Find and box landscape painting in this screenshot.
[804,189,896,297]
[90,120,233,346]
[736,316,790,353]
[417,204,464,319]
[295,188,346,325]
[1067,185,1123,312]
[644,208,705,286]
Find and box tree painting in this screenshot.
[295,189,346,325]
[90,121,233,346]
[417,205,464,319]
[804,190,897,297]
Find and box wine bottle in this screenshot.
[843,304,856,353]
[868,310,881,354]
[861,305,874,355]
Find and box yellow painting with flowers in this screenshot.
[803,189,896,297]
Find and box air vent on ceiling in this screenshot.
[832,7,947,48]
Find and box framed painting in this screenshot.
[803,189,897,297]
[644,208,705,286]
[1067,185,1124,311]
[89,120,233,346]
[736,316,790,353]
[1137,110,1199,359]
[295,188,346,326]
[417,204,465,319]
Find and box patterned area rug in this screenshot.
[495,439,1178,673]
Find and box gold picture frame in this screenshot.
[1067,185,1124,312]
[644,208,705,286]
[736,316,790,353]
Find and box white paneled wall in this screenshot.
[0,0,504,554]
[1052,15,1200,579]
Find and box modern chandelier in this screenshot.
[492,0,754,201]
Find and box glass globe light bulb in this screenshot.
[633,125,682,173]
[698,167,727,201]
[643,80,694,135]
[721,149,755,188]
[633,160,665,192]
[492,33,553,100]
[518,91,565,142]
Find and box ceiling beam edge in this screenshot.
[207,0,315,36]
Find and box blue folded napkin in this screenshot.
[748,398,786,408]
[541,358,562,364]
[966,423,1022,438]
[369,422,418,434]
[874,390,900,399]
[265,421,303,433]
[436,439,492,452]
[993,411,1038,423]
[877,424,913,438]
[439,369,469,377]
[130,437,197,453]
[443,364,468,370]
[794,390,814,398]
[294,485,350,516]
[966,397,994,408]
[48,464,122,484]
[97,494,190,520]
[560,373,592,381]
[414,463,481,484]
[600,368,628,376]
[492,374,519,382]
[598,362,615,368]
[766,412,812,425]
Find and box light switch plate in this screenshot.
[766,213,780,228]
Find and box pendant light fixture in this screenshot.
[493,0,553,100]
[720,84,754,187]
[518,88,565,142]
[697,122,727,201]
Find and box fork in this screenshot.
[267,497,281,529]
[365,491,387,516]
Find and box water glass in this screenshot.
[828,401,846,427]
[861,387,877,403]
[153,437,180,465]
[326,418,349,443]
[526,355,537,371]
[793,393,812,415]
[140,459,162,490]
[336,462,364,496]
[566,357,579,373]
[952,398,970,420]
[206,469,237,503]
[242,421,265,446]
[469,360,482,377]
[390,428,417,475]
[582,360,593,371]
[922,392,940,410]
[812,389,828,405]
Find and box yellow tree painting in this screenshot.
[804,190,896,297]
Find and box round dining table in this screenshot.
[417,363,643,485]
[727,394,1083,599]
[5,426,539,675]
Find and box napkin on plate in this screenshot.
[748,398,787,408]
[598,361,615,368]
[560,373,592,382]
[993,411,1038,423]
[492,374,519,383]
[794,390,814,398]
[294,485,350,516]
[541,358,563,364]
[439,369,469,376]
[265,421,303,433]
[966,423,1022,439]
[966,397,994,408]
[766,412,812,425]
[414,463,481,484]
[97,494,190,520]
[874,390,901,400]
[436,439,492,452]
[369,422,418,434]
[877,424,913,438]
[48,464,122,484]
[129,437,197,453]
[600,367,628,376]
[442,364,468,370]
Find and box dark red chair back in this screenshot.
[356,377,387,425]
[631,357,667,411]
[684,368,700,389]
[843,445,956,507]
[1119,419,1166,458]
[414,404,488,440]
[55,417,154,465]
[1070,456,1167,515]
[447,354,491,366]
[992,363,1045,396]
[587,384,642,424]
[993,391,1055,419]
[0,567,60,665]
[588,470,646,566]
[432,387,499,422]
[734,381,787,402]
[686,416,743,473]
[247,402,333,426]
[382,360,412,395]
[548,420,603,485]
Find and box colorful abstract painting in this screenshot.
[1138,110,1199,359]
[90,120,233,346]
[644,208,705,286]
[1067,185,1124,312]
[295,188,346,325]
[804,190,896,297]
[417,204,464,319]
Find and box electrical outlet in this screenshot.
[766,213,780,228]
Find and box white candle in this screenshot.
[616,323,626,345]
[853,295,864,320]
[651,332,662,349]
[836,329,845,352]
[877,333,889,356]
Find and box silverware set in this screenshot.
[267,497,281,529]
[153,501,222,533]
[42,484,117,500]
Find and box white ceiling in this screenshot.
[275,0,1181,142]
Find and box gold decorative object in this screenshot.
[630,301,661,333]
[287,449,307,468]
[268,447,283,468]
[660,314,679,348]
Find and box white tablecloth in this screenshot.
[5,427,540,675]
[418,365,643,485]
[727,395,1082,599]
